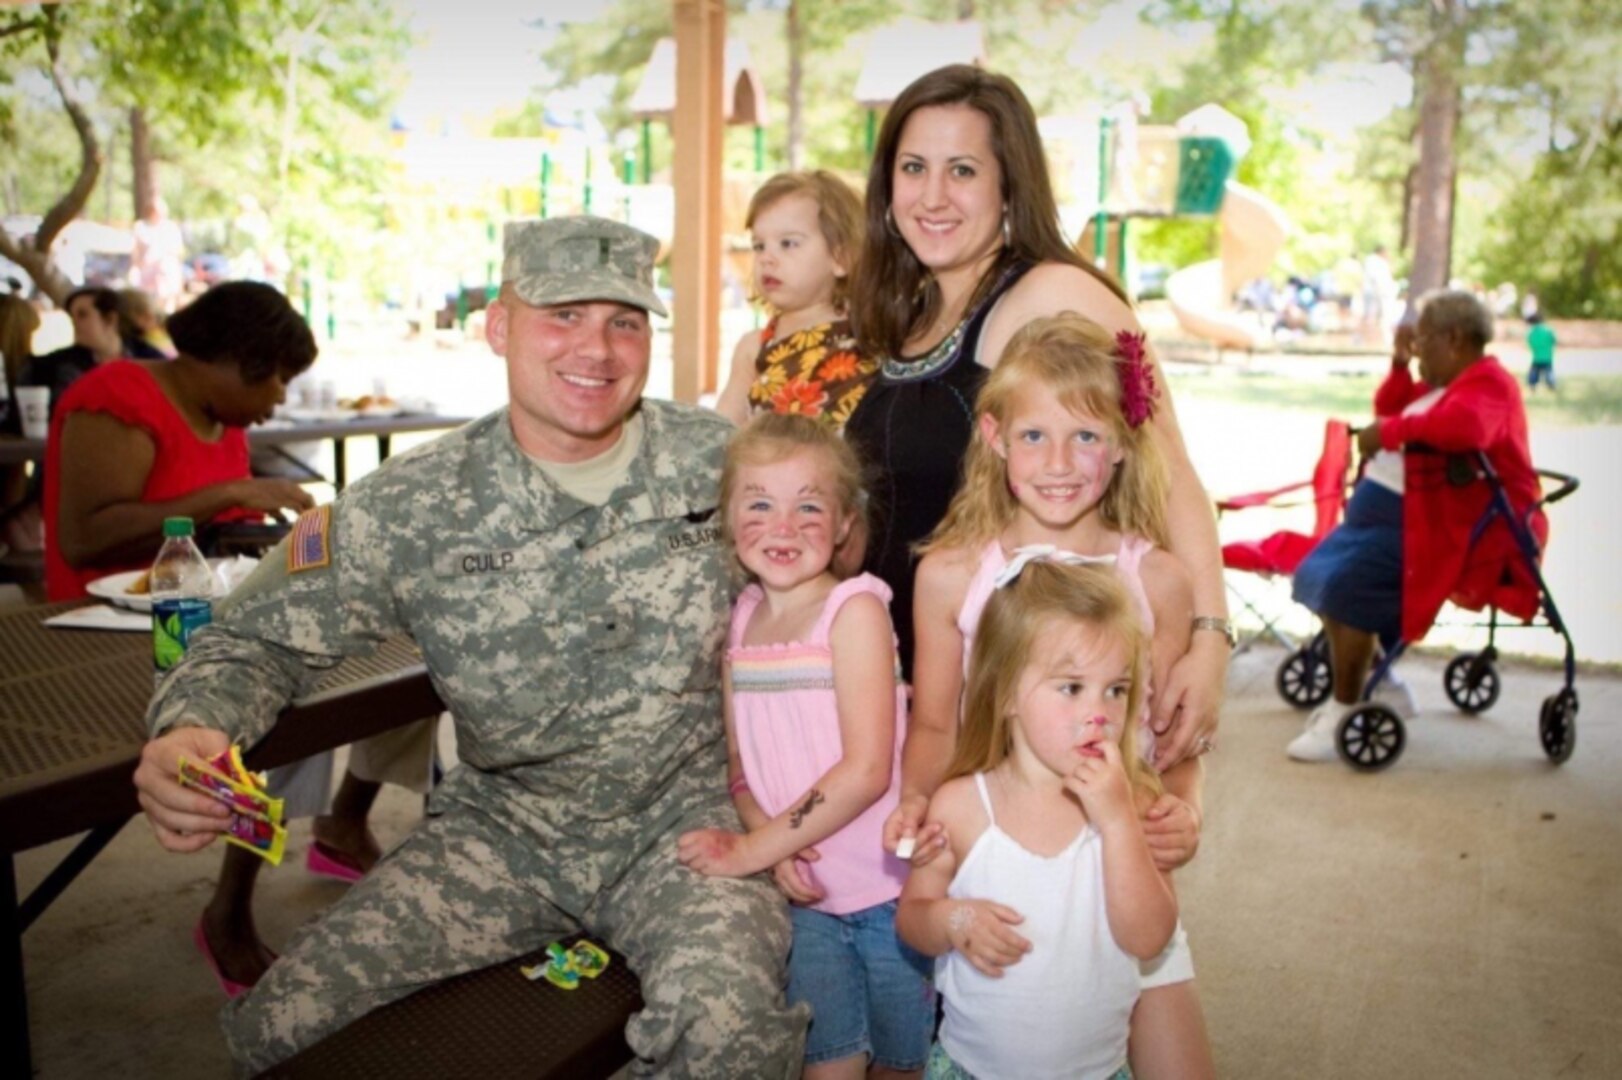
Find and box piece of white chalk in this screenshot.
[895,836,916,860]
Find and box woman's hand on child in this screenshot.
[772,849,825,906]
[1141,793,1202,871]
[883,795,948,866]
[1152,641,1225,770]
[676,827,758,878]
[1064,741,1137,833]
[942,900,1030,978]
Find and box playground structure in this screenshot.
[401,19,1292,369]
[1059,102,1292,350]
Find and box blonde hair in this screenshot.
[948,561,1161,801]
[746,170,865,313]
[720,413,868,579]
[1,295,40,394]
[923,312,1169,555]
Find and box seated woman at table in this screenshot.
[43,280,316,599]
[46,281,434,993]
[1287,288,1544,762]
[21,285,128,415]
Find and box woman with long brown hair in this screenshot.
[845,65,1220,1078]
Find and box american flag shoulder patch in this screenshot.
[287,505,332,574]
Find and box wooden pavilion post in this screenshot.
[670,0,725,403]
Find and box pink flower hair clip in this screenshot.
[1114,330,1158,429]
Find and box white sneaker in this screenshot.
[1287,702,1352,763]
[1369,668,1418,720]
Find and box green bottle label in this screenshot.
[153,598,213,679]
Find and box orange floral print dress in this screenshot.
[745,317,876,432]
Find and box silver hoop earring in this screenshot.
[1002,211,1012,248]
[885,206,900,237]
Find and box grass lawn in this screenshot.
[1166,369,1622,427]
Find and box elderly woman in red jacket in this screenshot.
[1288,289,1543,762]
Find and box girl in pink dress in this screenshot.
[678,414,934,1080]
[895,313,1215,1079]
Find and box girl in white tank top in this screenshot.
[897,559,1177,1080]
[893,314,1214,1078]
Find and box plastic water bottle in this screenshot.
[151,516,215,684]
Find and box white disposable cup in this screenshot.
[17,386,49,439]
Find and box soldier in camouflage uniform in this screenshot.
[132,216,809,1076]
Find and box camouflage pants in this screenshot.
[222,796,809,1076]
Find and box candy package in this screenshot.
[177,745,287,865]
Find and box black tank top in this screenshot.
[845,261,1034,678]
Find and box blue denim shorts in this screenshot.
[789,900,937,1069]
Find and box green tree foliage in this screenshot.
[1474,127,1621,318]
[1136,0,1618,318]
[0,0,408,300]
[1451,0,1620,316]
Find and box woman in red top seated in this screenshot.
[1288,289,1543,762]
[44,280,317,599]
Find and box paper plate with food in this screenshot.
[85,556,258,613]
[349,394,404,418]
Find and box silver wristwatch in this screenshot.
[1191,615,1236,649]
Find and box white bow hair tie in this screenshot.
[992,544,1117,589]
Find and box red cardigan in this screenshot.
[1374,355,1545,641]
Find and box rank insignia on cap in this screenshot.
[287,505,332,574]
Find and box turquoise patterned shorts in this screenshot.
[926,1042,1131,1080]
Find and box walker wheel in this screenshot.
[1444,652,1501,715]
[1276,645,1332,709]
[1538,688,1578,765]
[1336,704,1405,772]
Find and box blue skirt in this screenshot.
[1293,481,1404,642]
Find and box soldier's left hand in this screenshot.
[676,827,756,878]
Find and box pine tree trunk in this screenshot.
[130,106,157,222]
[786,0,803,171]
[1408,6,1462,298]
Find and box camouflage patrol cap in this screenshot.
[502,216,667,317]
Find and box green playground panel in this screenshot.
[1174,136,1237,216]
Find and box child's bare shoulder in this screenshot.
[829,586,892,636]
[930,775,986,830]
[917,545,980,600]
[730,327,763,367]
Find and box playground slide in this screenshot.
[1165,180,1290,350]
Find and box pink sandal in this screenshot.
[192,919,254,999]
[306,841,367,884]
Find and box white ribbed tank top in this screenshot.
[935,773,1140,1080]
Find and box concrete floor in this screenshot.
[12,322,1620,1075]
[17,644,1621,1078]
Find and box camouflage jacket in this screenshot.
[147,399,734,830]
